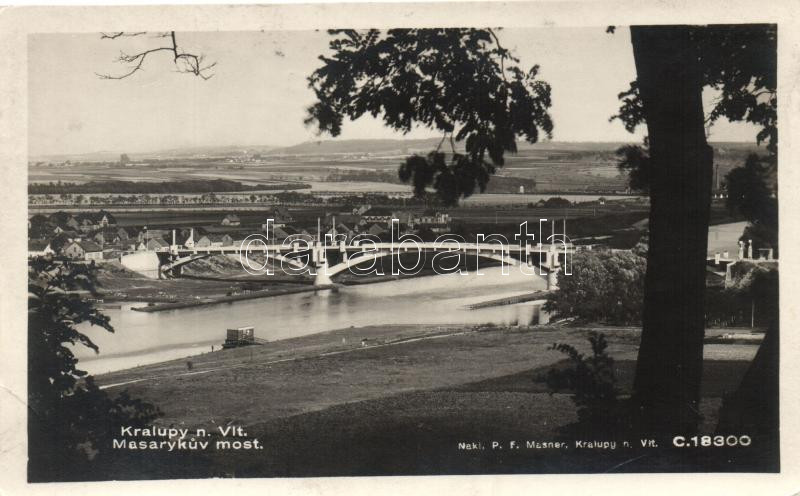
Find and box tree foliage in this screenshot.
[542,196,571,208]
[614,144,650,193]
[725,154,778,234]
[706,264,778,328]
[725,153,778,251]
[28,258,161,481]
[611,25,777,193]
[612,24,777,154]
[544,251,646,325]
[306,29,553,205]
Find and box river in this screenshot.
[76,267,547,375]
[75,222,748,375]
[707,221,749,257]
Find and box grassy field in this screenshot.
[89,323,770,479]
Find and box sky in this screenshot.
[28,28,762,157]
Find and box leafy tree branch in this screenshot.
[305,28,553,205]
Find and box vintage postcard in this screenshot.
[1,1,799,494]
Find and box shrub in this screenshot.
[28,257,162,481]
[543,196,571,208]
[545,251,646,325]
[545,332,619,426]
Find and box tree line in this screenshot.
[29,179,311,194]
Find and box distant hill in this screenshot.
[30,150,124,163]
[148,144,277,159]
[270,138,762,156]
[270,138,444,156]
[32,138,763,163]
[269,138,646,156]
[30,144,278,163]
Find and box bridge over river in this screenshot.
[121,230,575,289]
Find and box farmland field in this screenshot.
[29,140,765,198]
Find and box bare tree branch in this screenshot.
[487,28,508,81]
[100,32,147,40]
[96,30,215,80]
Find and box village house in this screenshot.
[353,204,372,215]
[140,228,171,242]
[195,234,233,248]
[411,212,451,232]
[93,227,131,247]
[27,239,55,258]
[178,227,208,246]
[270,225,298,242]
[62,241,85,259]
[325,211,362,227]
[144,237,170,251]
[97,210,117,227]
[52,230,80,242]
[76,215,97,232]
[74,211,118,232]
[392,210,415,226]
[221,214,241,226]
[274,229,315,246]
[62,239,103,261]
[115,226,137,242]
[49,212,80,232]
[367,223,388,237]
[92,229,110,246]
[263,206,294,228]
[326,223,355,241]
[359,206,394,226]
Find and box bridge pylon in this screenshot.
[314,261,333,286]
[169,263,183,279]
[546,268,559,290]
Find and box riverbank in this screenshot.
[95,259,312,304]
[130,283,339,312]
[465,290,553,309]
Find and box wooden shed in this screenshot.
[223,326,256,348]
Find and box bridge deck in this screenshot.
[158,242,577,256]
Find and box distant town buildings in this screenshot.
[29,202,479,266]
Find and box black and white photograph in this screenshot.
[2,2,795,490]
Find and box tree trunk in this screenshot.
[630,26,714,433]
[715,318,779,464]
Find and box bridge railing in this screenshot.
[156,241,576,254]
